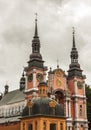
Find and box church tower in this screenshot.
[24,15,47,100]
[67,28,88,130]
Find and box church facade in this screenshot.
[0,17,88,130]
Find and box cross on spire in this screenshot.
[35,13,38,21]
[57,59,59,68]
[34,13,38,37]
[72,27,76,48]
[72,27,75,35]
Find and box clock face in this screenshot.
[77,81,83,89]
[55,70,61,77]
[37,73,43,82]
[56,79,61,87]
[28,73,33,82]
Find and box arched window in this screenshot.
[28,124,32,130]
[80,105,82,116]
[67,100,69,117]
[50,123,56,130]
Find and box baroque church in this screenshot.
[0,16,88,130]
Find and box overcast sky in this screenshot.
[0,0,91,92]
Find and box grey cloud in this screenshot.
[2,26,33,45]
[0,0,91,92]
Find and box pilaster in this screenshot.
[74,78,77,95]
[33,69,36,88]
[75,98,78,119]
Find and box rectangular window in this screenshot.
[67,100,69,117]
[50,123,56,130]
[80,105,82,116]
[28,124,32,130]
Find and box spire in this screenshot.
[22,70,24,77]
[71,27,78,63]
[34,13,38,38]
[31,13,40,54]
[68,28,83,78]
[26,14,46,70]
[72,27,76,48]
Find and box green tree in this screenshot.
[85,84,91,130]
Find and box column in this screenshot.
[74,78,77,95]
[84,99,87,119]
[43,71,46,82]
[64,76,67,90]
[33,121,35,130]
[83,82,87,120]
[20,122,23,130]
[66,99,68,117]
[67,100,71,118]
[48,74,53,95]
[69,100,71,117]
[75,98,78,119]
[63,122,66,130]
[57,121,60,130]
[39,119,43,130]
[68,100,69,117]
[25,74,27,89]
[70,126,72,130]
[83,81,86,96]
[33,69,36,88]
[25,121,28,130]
[85,123,88,130]
[46,120,49,130]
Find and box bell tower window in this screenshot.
[80,105,82,116]
[34,45,38,52]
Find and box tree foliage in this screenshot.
[85,84,91,129]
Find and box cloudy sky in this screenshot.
[0,0,91,92]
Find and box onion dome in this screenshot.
[22,82,64,117]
